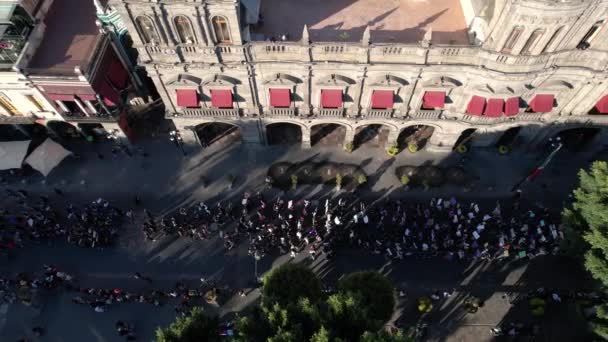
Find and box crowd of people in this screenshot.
[0,191,123,251]
[149,192,564,263]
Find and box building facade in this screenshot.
[109,0,608,153]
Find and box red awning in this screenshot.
[484,98,504,117]
[47,94,74,101]
[99,81,119,107]
[78,94,97,101]
[422,91,445,109]
[505,97,520,116]
[321,89,343,108]
[466,96,486,116]
[371,90,394,109]
[595,95,608,114]
[211,89,233,108]
[108,60,129,89]
[530,94,554,113]
[269,88,291,108]
[176,89,199,107]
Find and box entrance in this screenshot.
[266,123,302,145]
[495,127,522,147]
[310,123,346,147]
[195,122,241,147]
[397,125,435,150]
[453,128,477,150]
[354,124,390,148]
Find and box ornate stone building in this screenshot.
[109,0,608,153]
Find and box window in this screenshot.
[25,95,44,111]
[520,29,545,55]
[501,26,524,54]
[541,26,564,53]
[212,16,231,44]
[578,20,604,49]
[0,95,19,115]
[135,16,159,44]
[174,16,195,44]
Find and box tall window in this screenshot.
[174,16,195,44]
[0,95,19,115]
[212,16,231,44]
[135,16,159,44]
[578,20,604,49]
[541,26,564,53]
[520,29,545,55]
[25,95,44,111]
[501,26,524,54]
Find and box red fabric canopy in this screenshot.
[466,96,486,116]
[269,89,291,108]
[176,89,199,107]
[595,95,608,114]
[47,94,74,101]
[211,89,233,108]
[99,81,119,107]
[108,60,129,89]
[530,94,554,113]
[422,91,445,109]
[78,94,97,101]
[484,98,504,117]
[504,97,520,117]
[321,89,343,108]
[371,90,394,109]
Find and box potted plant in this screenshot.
[498,145,510,155]
[335,173,343,191]
[400,175,410,189]
[291,175,298,190]
[344,142,354,153]
[357,174,367,186]
[456,144,468,154]
[386,144,399,157]
[407,142,419,153]
[417,297,433,313]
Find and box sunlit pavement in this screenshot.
[0,137,602,341]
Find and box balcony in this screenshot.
[178,108,240,118]
[318,108,345,117]
[363,109,393,118]
[249,43,309,62]
[267,108,298,116]
[369,44,426,64]
[178,45,218,64]
[60,111,117,123]
[142,44,180,64]
[311,43,367,63]
[216,45,246,63]
[408,110,443,120]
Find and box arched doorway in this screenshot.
[266,122,302,145]
[354,124,390,148]
[495,127,522,148]
[397,125,435,150]
[47,121,82,140]
[453,128,477,150]
[310,123,346,147]
[557,127,601,151]
[195,122,241,147]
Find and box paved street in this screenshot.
[0,134,603,341]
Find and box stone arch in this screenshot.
[202,74,241,86]
[540,79,574,91]
[397,124,436,150]
[211,15,232,44]
[266,122,303,145]
[194,121,241,146]
[310,122,348,147]
[316,74,356,86]
[173,15,197,44]
[422,76,462,88]
[166,74,202,86]
[473,83,495,94]
[353,122,395,148]
[495,126,523,148]
[555,126,602,151]
[46,121,82,140]
[453,128,477,149]
[134,15,160,44]
[368,74,409,86]
[263,73,303,85]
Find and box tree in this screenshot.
[155,307,219,342]
[361,330,413,342]
[563,161,608,338]
[262,264,323,309]
[338,271,396,325]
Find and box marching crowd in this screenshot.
[0,190,123,251]
[149,192,564,262]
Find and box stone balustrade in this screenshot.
[268,108,297,116]
[364,109,394,118]
[249,43,309,62]
[318,108,345,117]
[180,108,240,117]
[311,43,368,63]
[408,110,443,120]
[369,44,426,64]
[178,44,217,64]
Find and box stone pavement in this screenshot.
[0,136,602,341]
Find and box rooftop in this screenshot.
[26,0,100,75]
[250,0,469,44]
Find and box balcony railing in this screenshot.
[364,109,394,118]
[60,112,117,122]
[0,115,34,125]
[311,43,367,63]
[408,110,443,120]
[180,108,240,117]
[268,107,297,116]
[318,108,345,117]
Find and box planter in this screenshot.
[498,145,510,155]
[344,142,354,153]
[456,144,468,154]
[386,145,399,157]
[407,143,419,154]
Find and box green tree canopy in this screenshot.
[338,271,396,324]
[262,264,323,309]
[155,307,219,342]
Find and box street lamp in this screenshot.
[169,129,186,156]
